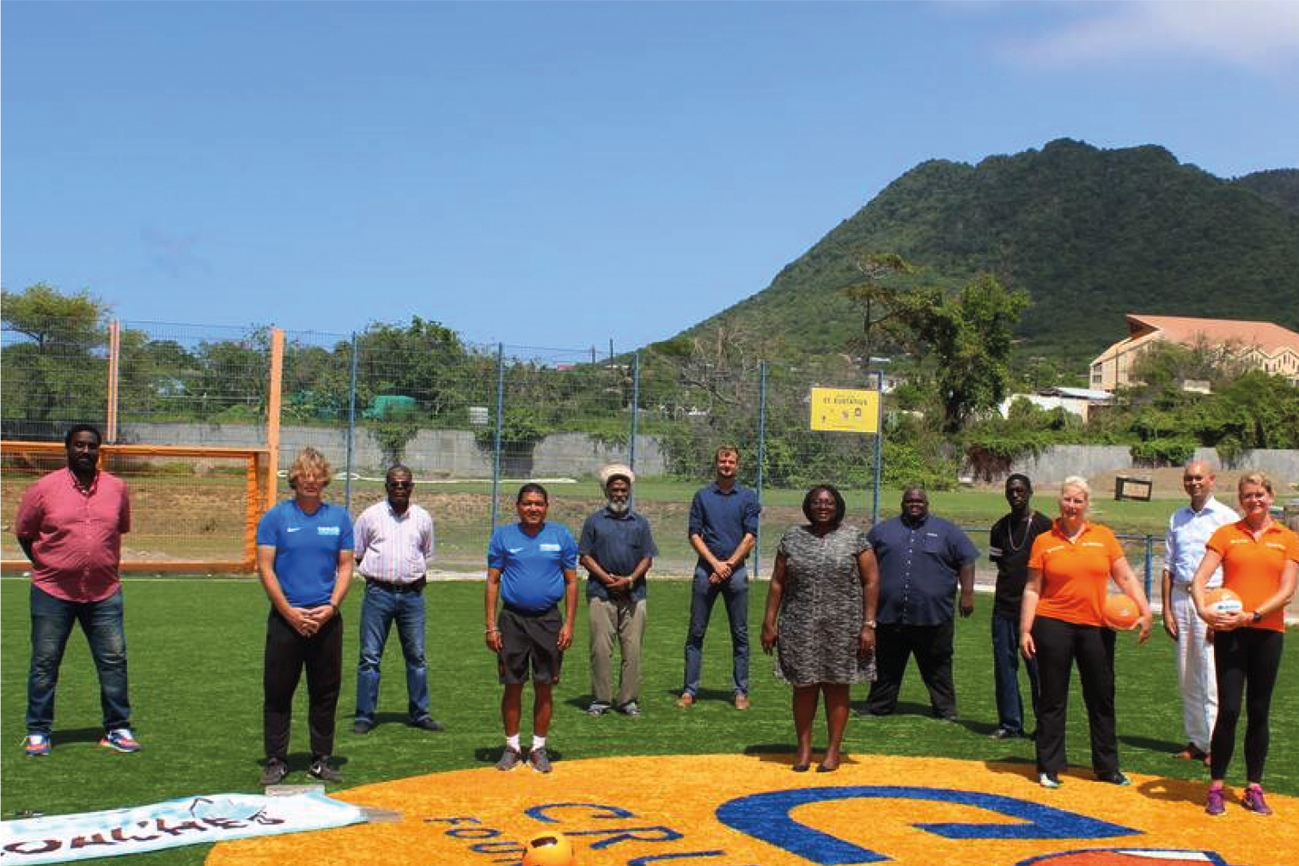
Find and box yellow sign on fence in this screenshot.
[810,387,879,433]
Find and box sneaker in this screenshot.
[587,703,610,717]
[100,728,141,753]
[619,702,641,717]
[307,758,342,782]
[989,727,1020,740]
[1039,772,1062,789]
[24,734,51,757]
[1243,785,1273,816]
[496,746,525,771]
[529,746,553,774]
[411,716,444,732]
[1097,771,1131,786]
[1206,785,1226,816]
[675,693,695,708]
[734,694,751,711]
[352,719,374,735]
[260,758,289,786]
[1174,743,1207,761]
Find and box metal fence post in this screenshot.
[872,370,884,524]
[344,331,359,512]
[489,343,505,532]
[1143,534,1155,598]
[755,360,768,577]
[629,350,640,472]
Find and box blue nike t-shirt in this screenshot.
[256,500,354,607]
[488,521,578,613]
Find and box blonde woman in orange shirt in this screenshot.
[1020,476,1152,790]
[1192,472,1298,818]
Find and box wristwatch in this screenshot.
[1251,610,1264,624]
[863,620,877,629]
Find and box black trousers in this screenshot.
[1210,627,1284,784]
[865,622,957,718]
[1032,616,1118,776]
[263,608,342,763]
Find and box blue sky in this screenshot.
[3,1,1297,353]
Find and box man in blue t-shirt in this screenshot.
[484,483,579,774]
[680,446,761,710]
[254,448,354,786]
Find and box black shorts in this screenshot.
[497,606,563,685]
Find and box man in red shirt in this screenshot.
[14,424,139,757]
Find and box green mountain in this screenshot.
[674,139,1299,368]
[1233,168,1299,216]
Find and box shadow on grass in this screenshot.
[1119,733,1186,755]
[471,746,565,766]
[659,687,740,706]
[48,726,104,746]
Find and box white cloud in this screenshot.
[1004,1,1299,72]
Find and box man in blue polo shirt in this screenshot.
[679,446,761,710]
[863,485,978,720]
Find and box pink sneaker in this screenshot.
[1205,786,1226,816]
[1243,785,1273,816]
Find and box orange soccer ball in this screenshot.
[1203,587,1243,615]
[522,831,575,866]
[1103,594,1141,630]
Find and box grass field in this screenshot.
[2,576,1296,865]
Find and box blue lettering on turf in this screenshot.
[716,786,1139,865]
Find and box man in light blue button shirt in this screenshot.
[1161,461,1237,762]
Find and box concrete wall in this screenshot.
[118,422,666,479]
[116,422,1296,485]
[981,445,1299,487]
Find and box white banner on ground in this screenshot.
[0,791,366,864]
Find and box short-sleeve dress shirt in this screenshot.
[579,507,658,602]
[868,514,979,626]
[354,500,434,584]
[14,468,131,603]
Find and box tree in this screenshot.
[1,283,108,350]
[1,283,111,438]
[843,258,1029,433]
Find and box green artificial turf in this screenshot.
[2,577,1295,865]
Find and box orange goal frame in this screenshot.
[1,441,271,575]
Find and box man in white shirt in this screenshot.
[1161,461,1237,762]
[352,465,441,734]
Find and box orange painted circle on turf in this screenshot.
[207,755,1299,866]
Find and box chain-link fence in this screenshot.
[4,315,1179,588]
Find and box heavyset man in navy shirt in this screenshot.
[679,446,762,710]
[863,486,979,720]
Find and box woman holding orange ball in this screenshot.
[1020,476,1152,790]
[1192,472,1298,818]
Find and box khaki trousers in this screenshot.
[588,596,646,708]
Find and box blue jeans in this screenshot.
[27,585,131,735]
[354,582,430,723]
[682,567,749,697]
[992,612,1039,734]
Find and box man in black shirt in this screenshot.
[987,474,1052,740]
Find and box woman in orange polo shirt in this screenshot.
[1020,476,1152,790]
[1192,472,1298,818]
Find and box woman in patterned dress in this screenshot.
[761,484,879,772]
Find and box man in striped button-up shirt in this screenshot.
[352,465,441,734]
